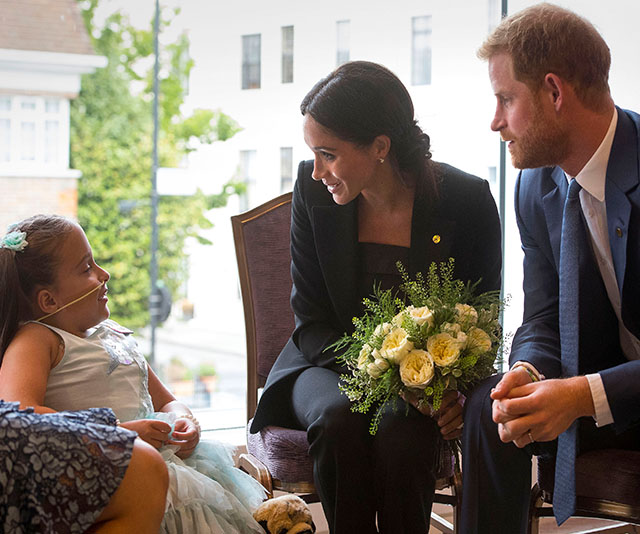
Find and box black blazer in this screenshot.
[251,160,502,432]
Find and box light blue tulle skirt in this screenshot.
[159,439,266,534]
[146,414,265,534]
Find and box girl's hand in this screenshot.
[167,417,200,459]
[120,419,172,449]
[434,390,465,441]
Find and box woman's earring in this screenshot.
[378,158,385,164]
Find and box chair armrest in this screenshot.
[238,452,273,498]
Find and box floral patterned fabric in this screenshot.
[0,401,136,534]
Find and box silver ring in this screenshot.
[527,431,535,444]
[456,422,464,430]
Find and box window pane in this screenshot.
[0,119,10,162]
[280,147,293,191]
[412,15,432,85]
[45,99,60,113]
[45,120,59,163]
[0,97,10,112]
[21,99,36,111]
[336,20,350,66]
[488,0,501,32]
[488,166,497,185]
[239,149,257,211]
[242,34,261,89]
[281,26,294,84]
[20,121,36,160]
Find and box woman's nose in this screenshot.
[311,155,325,181]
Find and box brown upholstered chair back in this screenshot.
[231,193,295,420]
[528,450,640,532]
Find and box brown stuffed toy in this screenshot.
[253,494,316,534]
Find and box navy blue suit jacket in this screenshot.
[510,107,640,434]
[251,159,502,432]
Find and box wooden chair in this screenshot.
[528,450,640,533]
[231,192,462,532]
[231,192,318,502]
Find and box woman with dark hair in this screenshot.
[250,61,502,534]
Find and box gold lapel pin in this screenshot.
[432,235,441,244]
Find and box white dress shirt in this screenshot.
[515,108,640,426]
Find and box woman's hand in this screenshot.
[403,390,465,440]
[167,417,200,459]
[120,419,172,449]
[434,390,465,441]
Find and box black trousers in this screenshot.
[291,366,441,534]
[461,374,640,534]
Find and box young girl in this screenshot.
[0,215,266,534]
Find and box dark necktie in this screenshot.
[554,178,583,524]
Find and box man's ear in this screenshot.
[36,288,59,316]
[543,73,566,112]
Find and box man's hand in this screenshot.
[491,366,533,402]
[492,375,594,448]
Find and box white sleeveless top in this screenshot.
[36,319,154,422]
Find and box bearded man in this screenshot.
[461,4,640,532]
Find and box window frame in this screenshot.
[281,25,294,84]
[0,95,68,168]
[411,15,433,86]
[241,34,262,90]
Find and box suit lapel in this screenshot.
[605,109,639,296]
[542,166,568,270]
[313,201,360,331]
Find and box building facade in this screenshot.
[183,0,503,210]
[0,0,105,231]
[176,0,640,348]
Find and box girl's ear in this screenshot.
[36,288,59,316]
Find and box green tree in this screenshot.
[71,1,242,327]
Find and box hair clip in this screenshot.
[0,231,28,252]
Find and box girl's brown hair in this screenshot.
[0,215,76,362]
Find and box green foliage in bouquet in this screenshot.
[331,258,504,435]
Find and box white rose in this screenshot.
[357,344,372,370]
[373,322,392,338]
[399,349,435,389]
[466,326,492,356]
[455,303,478,327]
[367,358,390,379]
[392,306,413,327]
[426,332,463,367]
[380,327,414,364]
[441,322,468,345]
[408,306,434,327]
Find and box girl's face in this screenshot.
[39,224,110,336]
[303,115,383,205]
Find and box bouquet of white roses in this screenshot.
[333,259,504,436]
